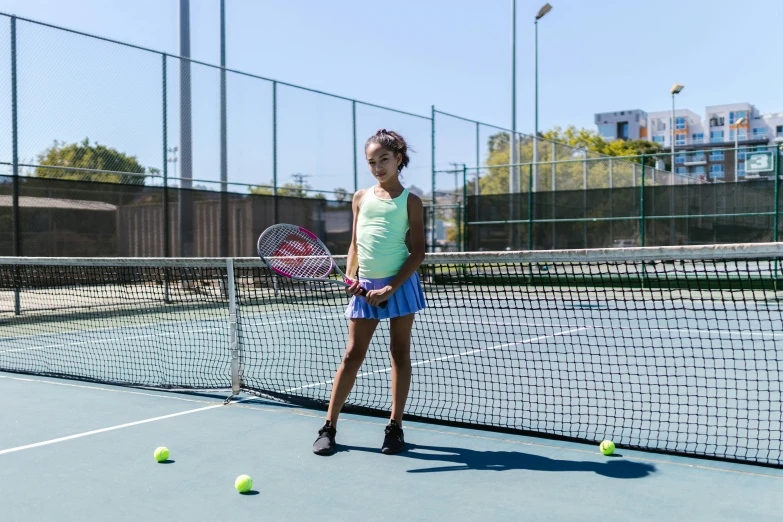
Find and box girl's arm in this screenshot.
[364,194,426,306]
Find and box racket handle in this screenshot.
[346,279,388,309]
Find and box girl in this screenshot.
[313,129,426,456]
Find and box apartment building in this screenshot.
[595,103,783,182]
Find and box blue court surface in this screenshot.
[1,370,782,522]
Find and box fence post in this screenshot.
[430,105,436,252]
[528,162,533,250]
[352,100,358,194]
[583,156,588,248]
[162,54,170,258]
[551,143,556,249]
[219,0,229,257]
[640,155,646,247]
[11,16,20,315]
[462,164,467,252]
[775,147,780,243]
[272,81,278,224]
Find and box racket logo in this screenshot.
[272,235,313,266]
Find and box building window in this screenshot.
[689,152,706,162]
[675,167,687,174]
[598,124,615,139]
[710,130,725,143]
[729,129,747,140]
[710,116,725,127]
[691,166,706,175]
[675,154,686,164]
[710,164,725,178]
[675,134,686,145]
[752,127,767,139]
[617,122,629,140]
[777,125,783,137]
[709,150,725,161]
[729,111,747,125]
[675,117,686,130]
[692,133,704,143]
[652,135,665,144]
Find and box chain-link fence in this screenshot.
[464,146,783,251]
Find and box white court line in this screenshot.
[0,326,224,355]
[284,326,590,393]
[0,403,222,456]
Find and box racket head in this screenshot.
[257,224,335,280]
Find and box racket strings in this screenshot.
[258,226,334,279]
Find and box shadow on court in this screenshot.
[342,443,657,478]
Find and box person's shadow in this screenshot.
[342,443,656,479]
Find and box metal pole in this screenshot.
[551,142,555,249]
[162,54,169,258]
[510,0,517,194]
[272,81,278,224]
[431,105,436,252]
[462,165,468,251]
[640,155,646,246]
[11,16,19,258]
[475,121,480,196]
[774,147,780,243]
[533,19,538,194]
[178,0,193,257]
[528,162,533,249]
[734,133,739,182]
[162,53,170,302]
[670,93,675,185]
[11,16,20,315]
[583,156,587,247]
[352,100,358,193]
[219,0,228,257]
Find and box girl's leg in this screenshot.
[325,318,379,426]
[388,313,415,425]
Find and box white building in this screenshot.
[595,103,782,182]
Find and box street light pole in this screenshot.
[735,116,746,182]
[670,83,684,184]
[533,3,552,194]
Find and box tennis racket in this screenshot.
[256,224,387,308]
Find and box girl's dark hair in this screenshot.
[365,129,412,172]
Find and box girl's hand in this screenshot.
[346,279,363,296]
[365,285,394,307]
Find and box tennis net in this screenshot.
[1,243,782,467]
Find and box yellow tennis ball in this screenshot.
[235,474,253,493]
[154,446,170,462]
[600,440,615,456]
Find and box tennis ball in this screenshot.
[235,474,253,493]
[154,446,170,462]
[599,440,615,456]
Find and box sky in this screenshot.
[0,0,780,195]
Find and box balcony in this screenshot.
[691,137,705,144]
[710,136,724,143]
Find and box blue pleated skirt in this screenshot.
[344,272,427,320]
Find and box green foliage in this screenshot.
[467,127,667,195]
[35,139,148,185]
[248,181,327,200]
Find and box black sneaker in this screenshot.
[381,420,405,455]
[313,421,337,455]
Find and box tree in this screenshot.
[248,181,327,199]
[333,187,350,202]
[35,139,149,185]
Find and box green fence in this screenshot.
[464,147,783,251]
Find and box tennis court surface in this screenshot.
[2,243,783,520]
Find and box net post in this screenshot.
[226,258,241,402]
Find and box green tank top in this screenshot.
[356,187,410,279]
